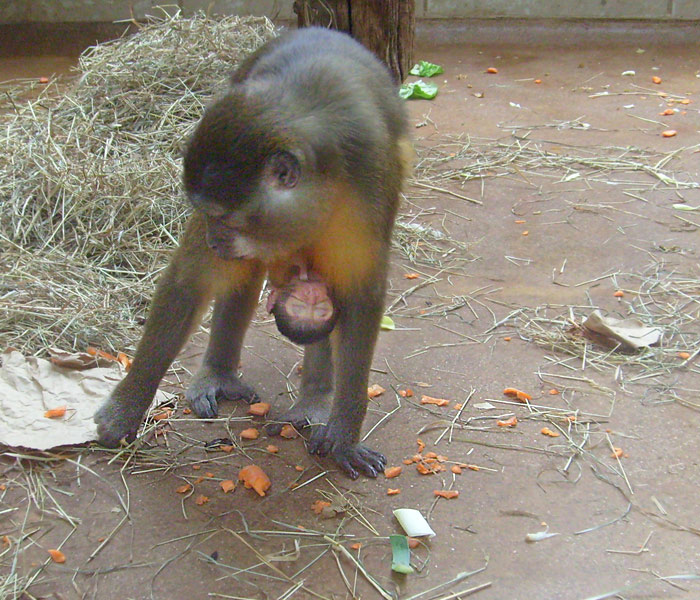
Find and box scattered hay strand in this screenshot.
[415,134,700,191]
[0,11,278,354]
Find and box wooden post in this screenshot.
[293,0,415,82]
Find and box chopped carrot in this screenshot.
[486,67,498,74]
[248,402,270,416]
[266,444,279,453]
[404,273,420,279]
[192,465,201,471]
[662,129,677,137]
[451,465,463,474]
[39,76,49,84]
[534,79,542,84]
[434,490,459,499]
[350,542,362,550]
[677,352,691,360]
[660,108,674,115]
[548,388,560,395]
[540,427,560,437]
[240,428,260,440]
[420,395,449,407]
[311,500,331,514]
[280,424,299,439]
[86,346,119,362]
[467,464,480,471]
[295,465,304,472]
[220,480,236,493]
[452,402,463,410]
[613,290,625,297]
[402,458,413,465]
[152,408,172,421]
[522,230,529,236]
[116,352,132,370]
[416,462,433,475]
[610,447,624,459]
[2,535,9,546]
[220,445,234,453]
[503,388,532,402]
[195,494,209,506]
[182,408,192,415]
[175,483,192,494]
[503,336,511,342]
[48,548,66,563]
[424,451,438,459]
[566,415,577,422]
[238,465,271,497]
[367,384,386,398]
[497,416,518,427]
[416,438,426,453]
[384,466,402,478]
[651,75,662,84]
[44,406,67,419]
[408,537,420,548]
[387,488,401,495]
[204,472,214,478]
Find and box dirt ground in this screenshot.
[2,19,700,600]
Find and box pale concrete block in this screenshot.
[182,0,294,19]
[23,0,154,23]
[672,0,700,18]
[425,0,671,19]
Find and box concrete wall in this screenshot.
[2,0,700,23]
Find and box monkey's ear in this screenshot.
[264,151,300,188]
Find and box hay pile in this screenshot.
[0,11,277,354]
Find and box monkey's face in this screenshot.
[183,92,329,262]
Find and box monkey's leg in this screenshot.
[187,271,264,418]
[307,291,388,479]
[94,248,214,447]
[266,337,334,434]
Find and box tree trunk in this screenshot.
[293,0,415,83]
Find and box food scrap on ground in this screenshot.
[238,465,271,497]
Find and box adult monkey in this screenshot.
[94,27,412,479]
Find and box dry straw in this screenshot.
[0,11,277,354]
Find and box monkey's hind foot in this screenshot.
[265,398,331,436]
[186,367,259,419]
[309,425,387,480]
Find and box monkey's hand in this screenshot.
[186,365,259,418]
[94,384,151,448]
[308,424,387,480]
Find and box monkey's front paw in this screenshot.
[186,369,259,419]
[308,426,387,480]
[94,400,142,448]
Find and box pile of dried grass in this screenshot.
[0,11,277,354]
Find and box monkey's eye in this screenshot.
[266,151,300,188]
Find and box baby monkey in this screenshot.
[94,27,411,479]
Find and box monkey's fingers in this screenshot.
[94,402,140,448]
[308,426,386,479]
[333,444,387,480]
[187,388,219,419]
[186,370,259,418]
